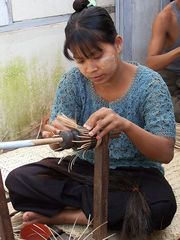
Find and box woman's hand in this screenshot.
[41,117,70,151]
[84,108,175,163]
[83,108,174,163]
[83,107,131,139]
[42,118,68,138]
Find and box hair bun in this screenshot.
[73,0,89,12]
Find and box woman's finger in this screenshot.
[84,107,111,130]
[52,119,70,131]
[43,124,60,136]
[41,130,53,138]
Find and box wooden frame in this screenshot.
[93,135,109,239]
[0,170,14,240]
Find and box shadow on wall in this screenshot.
[0,56,63,141]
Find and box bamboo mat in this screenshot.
[149,148,180,240]
[5,146,180,240]
[0,125,180,240]
[175,123,180,149]
[0,146,74,191]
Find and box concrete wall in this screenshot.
[116,0,170,63]
[0,0,115,141]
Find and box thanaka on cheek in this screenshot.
[99,55,117,69]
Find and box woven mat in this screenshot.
[0,145,74,191]
[175,123,180,149]
[0,141,179,239]
[149,148,180,240]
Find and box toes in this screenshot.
[23,212,36,224]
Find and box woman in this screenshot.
[6,0,177,239]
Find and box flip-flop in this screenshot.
[20,223,52,240]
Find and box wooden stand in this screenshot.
[0,170,14,240]
[93,135,109,240]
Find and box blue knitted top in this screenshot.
[50,63,176,174]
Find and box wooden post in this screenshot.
[93,135,109,240]
[0,170,14,240]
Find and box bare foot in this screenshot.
[22,212,51,226]
[22,209,88,227]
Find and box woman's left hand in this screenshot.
[83,107,131,139]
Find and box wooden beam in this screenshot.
[93,135,109,239]
[0,170,14,240]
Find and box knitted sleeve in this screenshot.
[141,72,176,138]
[50,68,82,123]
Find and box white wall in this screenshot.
[97,0,114,6]
[132,0,161,63]
[0,0,9,25]
[0,22,73,140]
[11,0,74,21]
[11,0,115,21]
[0,0,115,140]
[117,0,170,64]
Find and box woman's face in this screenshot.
[72,37,122,86]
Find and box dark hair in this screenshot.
[64,0,118,60]
[73,0,89,12]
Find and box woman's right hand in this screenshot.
[41,117,70,151]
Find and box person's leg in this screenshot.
[5,157,93,218]
[158,69,180,122]
[107,168,176,232]
[6,161,66,216]
[139,168,177,231]
[158,70,177,97]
